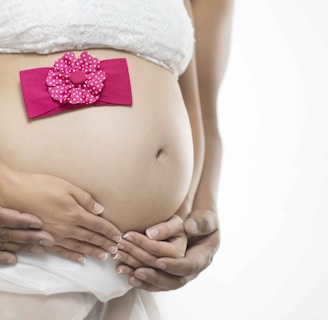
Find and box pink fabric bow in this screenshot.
[20,52,133,119]
[46,51,107,105]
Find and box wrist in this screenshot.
[192,193,218,214]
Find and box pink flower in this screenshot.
[46,52,106,104]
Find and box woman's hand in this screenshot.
[115,209,219,291]
[113,214,187,271]
[112,199,190,271]
[0,167,122,263]
[0,207,54,264]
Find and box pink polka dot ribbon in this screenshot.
[20,52,133,119]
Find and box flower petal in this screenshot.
[76,52,101,73]
[85,79,105,95]
[46,70,67,87]
[68,87,99,104]
[54,52,77,75]
[67,87,86,104]
[48,84,72,104]
[87,70,106,82]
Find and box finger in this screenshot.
[113,239,157,268]
[0,228,54,246]
[55,238,110,262]
[123,231,186,259]
[68,186,104,215]
[143,215,184,241]
[45,246,87,264]
[155,234,218,277]
[184,210,218,236]
[0,252,17,265]
[0,243,45,254]
[72,228,116,252]
[129,268,188,291]
[112,249,143,269]
[116,264,135,276]
[44,224,116,252]
[0,207,43,229]
[77,212,122,243]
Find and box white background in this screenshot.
[161,1,328,319]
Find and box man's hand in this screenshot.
[115,209,220,291]
[0,207,54,264]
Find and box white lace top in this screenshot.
[0,0,194,76]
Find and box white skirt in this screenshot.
[0,253,163,319]
[0,252,131,301]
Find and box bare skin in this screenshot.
[0,0,234,294]
[113,0,234,290]
[0,48,193,262]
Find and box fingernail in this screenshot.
[78,256,87,264]
[117,267,125,274]
[113,253,121,260]
[108,246,118,254]
[112,235,122,243]
[156,261,167,270]
[93,202,104,214]
[117,242,124,250]
[98,252,108,261]
[30,246,45,254]
[185,219,198,233]
[123,233,133,241]
[146,228,159,240]
[39,238,53,246]
[29,223,42,229]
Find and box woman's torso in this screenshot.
[0,0,194,232]
[0,50,194,232]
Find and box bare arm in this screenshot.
[114,0,235,290]
[178,1,204,214]
[191,0,233,214]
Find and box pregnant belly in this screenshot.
[0,50,194,232]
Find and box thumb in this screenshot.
[184,210,218,236]
[70,185,104,215]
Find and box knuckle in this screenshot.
[16,221,27,229]
[0,216,4,227]
[198,217,211,233]
[93,221,101,230]
[0,229,10,242]
[0,242,6,250]
[61,239,86,252]
[81,192,94,208]
[191,260,200,274]
[66,210,81,224]
[97,238,109,250]
[71,241,83,252]
[93,221,105,233]
[46,246,61,254]
[184,259,199,276]
[177,276,188,288]
[25,235,37,244]
[85,231,100,244]
[147,242,158,254]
